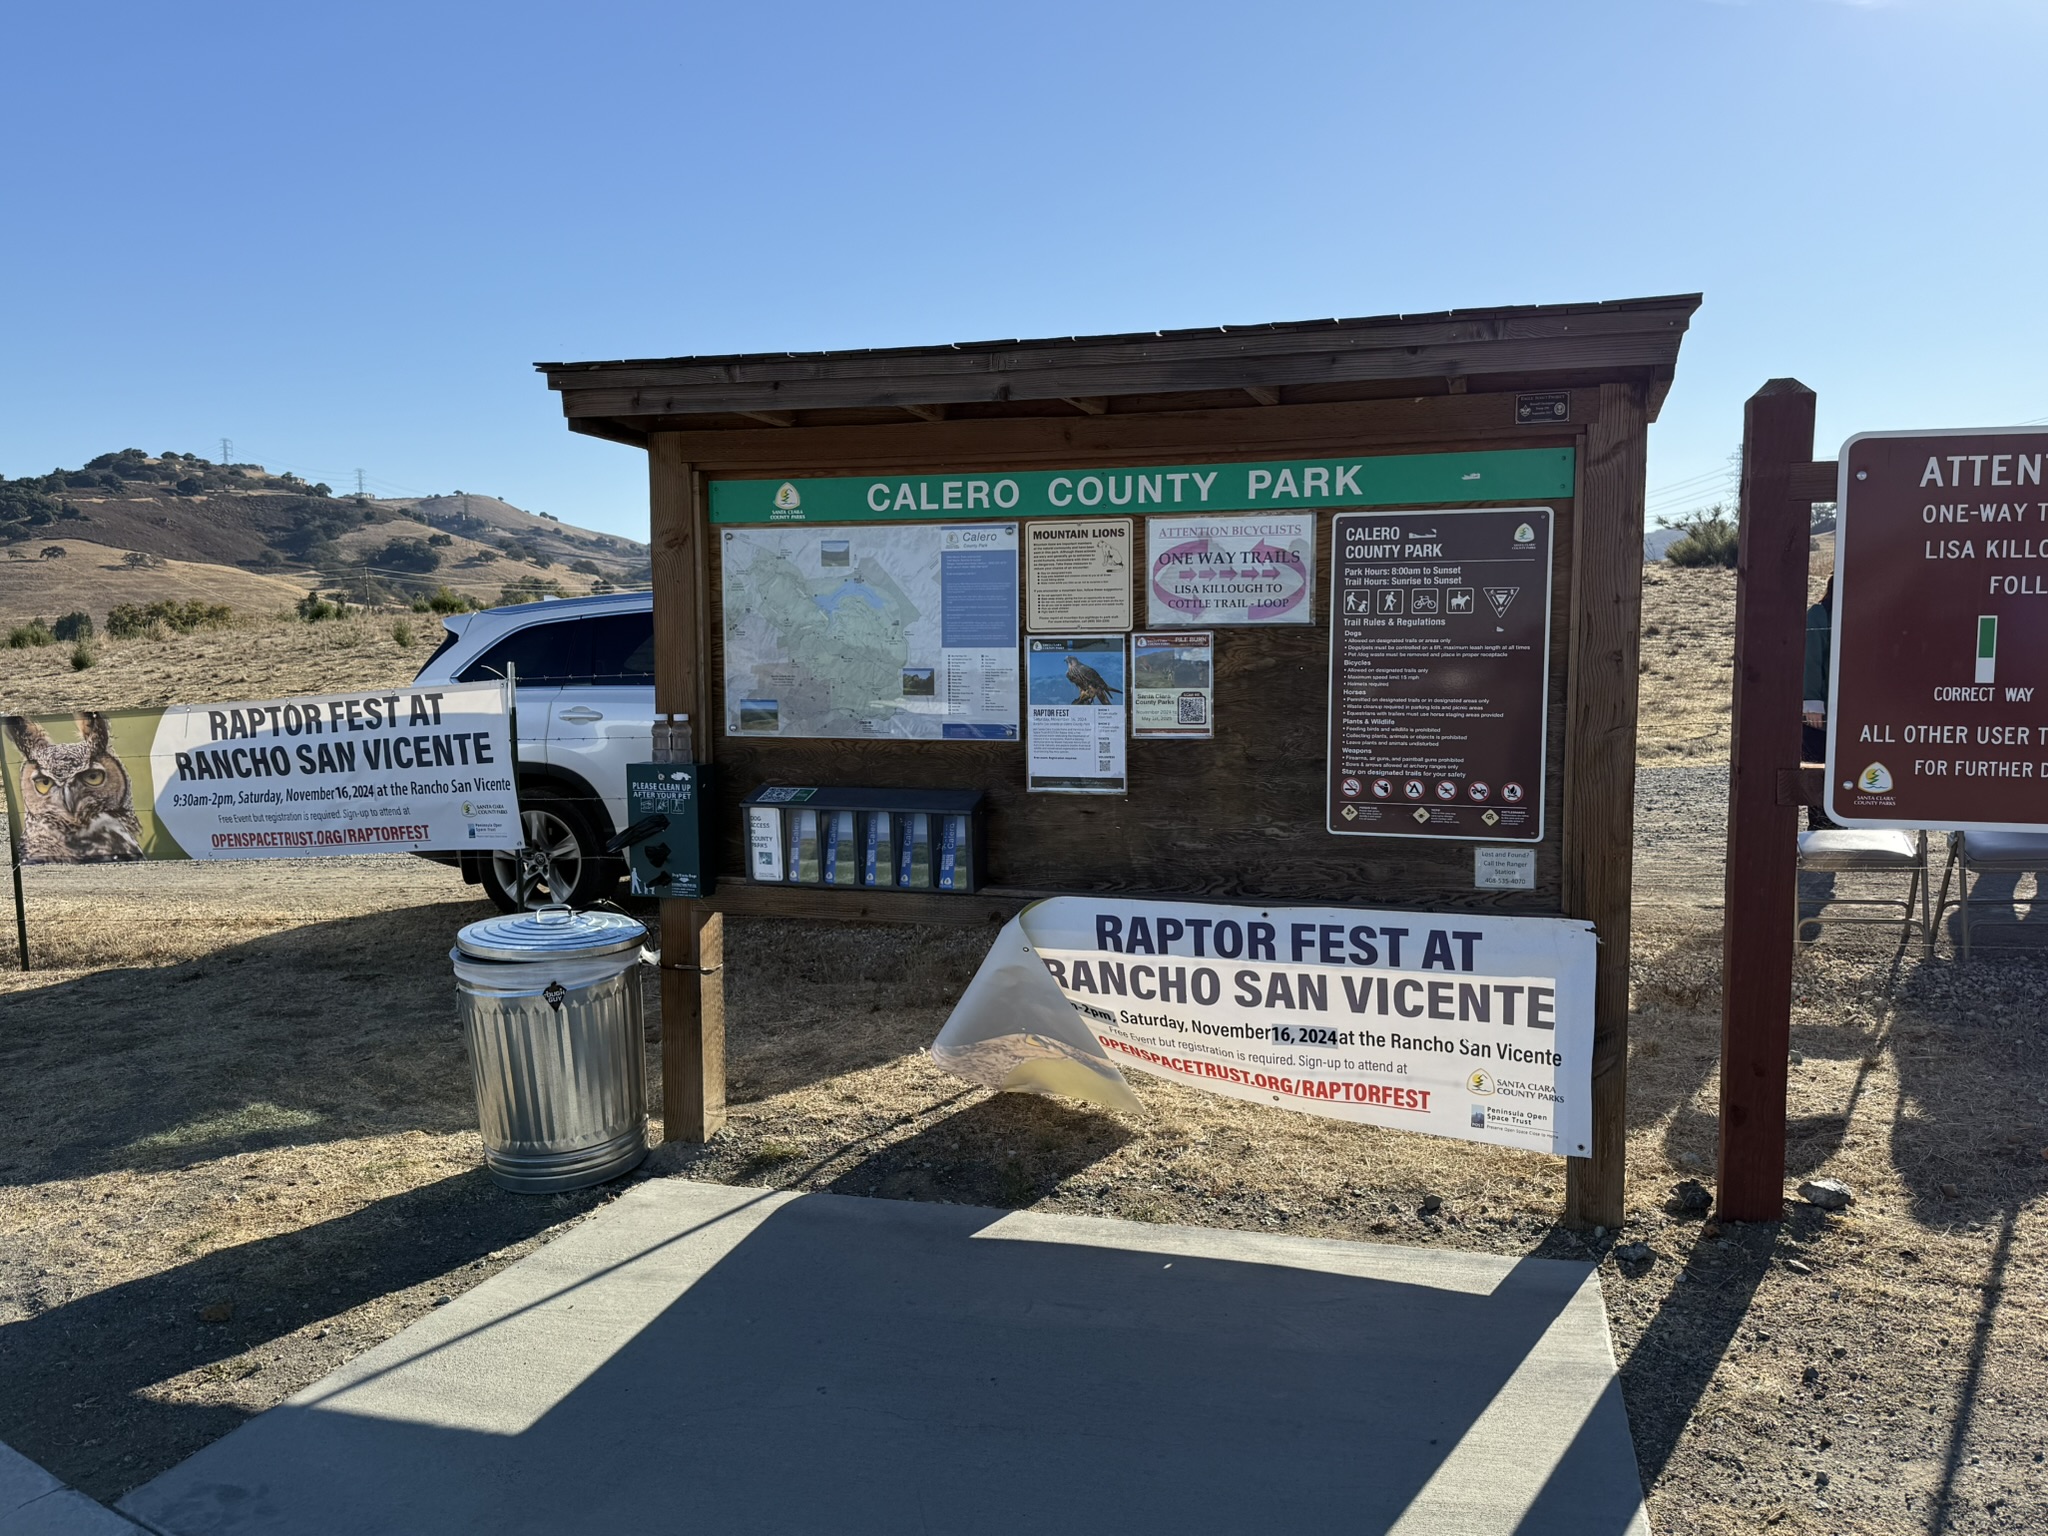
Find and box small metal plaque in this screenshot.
[1516,392,1570,426]
[542,981,567,1011]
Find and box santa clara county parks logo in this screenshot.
[1513,522,1536,544]
[1858,762,1894,793]
[772,482,802,511]
[1467,1069,1495,1096]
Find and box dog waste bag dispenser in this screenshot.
[621,762,711,898]
[450,905,650,1193]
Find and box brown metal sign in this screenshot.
[1327,507,1553,842]
[1829,429,2048,829]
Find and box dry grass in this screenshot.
[0,542,313,630]
[3,565,2045,1533]
[1,610,447,714]
[1636,549,1834,764]
[1638,566,1739,760]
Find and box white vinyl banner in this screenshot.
[932,896,1596,1156]
[151,680,521,859]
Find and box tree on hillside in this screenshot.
[0,476,65,535]
[270,499,364,563]
[372,537,442,574]
[41,546,66,560]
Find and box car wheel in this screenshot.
[479,791,617,912]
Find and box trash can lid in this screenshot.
[455,904,649,962]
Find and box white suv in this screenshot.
[413,591,655,910]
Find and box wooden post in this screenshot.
[1563,381,1649,1229]
[1715,380,1816,1221]
[649,434,726,1141]
[660,904,725,1139]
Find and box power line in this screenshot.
[1647,464,1731,497]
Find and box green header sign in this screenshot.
[707,448,1575,525]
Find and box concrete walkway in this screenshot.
[1,1440,144,1535]
[122,1181,1649,1535]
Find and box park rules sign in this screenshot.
[1828,428,2048,830]
[931,896,1596,1157]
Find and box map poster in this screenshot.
[720,523,1020,741]
[1024,518,1132,632]
[1130,631,1214,739]
[1327,507,1554,843]
[1026,635,1127,793]
[1146,512,1314,626]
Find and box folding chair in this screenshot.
[1794,828,1932,954]
[1935,830,2048,961]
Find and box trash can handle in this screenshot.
[536,904,574,925]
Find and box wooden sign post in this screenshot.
[1717,381,1820,1221]
[541,297,1701,1228]
[1719,408,2048,1218]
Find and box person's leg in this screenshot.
[1965,870,2022,954]
[1801,725,1838,831]
[1797,865,1835,940]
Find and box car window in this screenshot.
[457,620,594,686]
[581,612,655,685]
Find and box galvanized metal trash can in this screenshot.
[451,904,651,1193]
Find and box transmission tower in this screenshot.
[355,469,367,498]
[219,438,233,466]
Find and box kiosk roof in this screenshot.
[537,293,1701,444]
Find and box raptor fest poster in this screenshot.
[2,681,520,864]
[1026,635,1128,794]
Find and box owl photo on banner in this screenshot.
[4,713,145,863]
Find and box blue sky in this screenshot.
[3,0,2043,540]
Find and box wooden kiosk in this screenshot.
[539,295,1699,1227]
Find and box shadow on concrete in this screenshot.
[0,1170,603,1501]
[121,1189,1647,1536]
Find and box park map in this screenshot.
[720,524,1020,741]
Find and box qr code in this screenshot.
[1176,692,1208,725]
